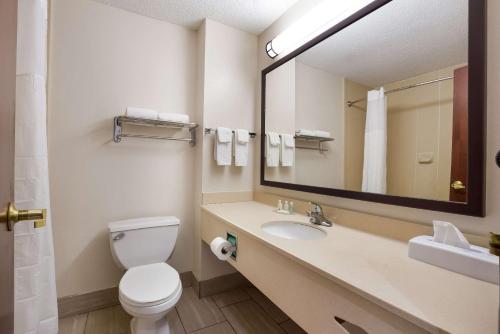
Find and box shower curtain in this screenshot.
[362,87,387,194]
[14,0,58,333]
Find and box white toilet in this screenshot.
[108,216,182,334]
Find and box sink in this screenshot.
[261,220,326,240]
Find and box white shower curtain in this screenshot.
[362,87,387,194]
[14,0,58,333]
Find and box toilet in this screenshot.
[108,216,182,334]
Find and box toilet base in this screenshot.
[131,316,170,334]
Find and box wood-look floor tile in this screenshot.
[221,300,285,334]
[191,321,236,334]
[84,305,131,334]
[245,287,289,323]
[212,288,250,308]
[176,287,225,333]
[59,313,87,334]
[167,309,186,334]
[280,319,307,334]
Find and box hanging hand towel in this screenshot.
[266,132,280,167]
[158,112,190,123]
[234,129,249,167]
[125,107,158,120]
[362,87,387,194]
[214,127,232,166]
[280,134,295,167]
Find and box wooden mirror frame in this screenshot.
[260,0,486,217]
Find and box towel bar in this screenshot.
[113,116,199,145]
[294,134,334,153]
[204,128,256,138]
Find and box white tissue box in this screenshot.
[408,236,499,284]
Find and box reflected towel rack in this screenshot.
[204,128,257,138]
[294,134,334,153]
[113,116,199,145]
[347,75,454,107]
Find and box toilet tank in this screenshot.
[108,216,180,269]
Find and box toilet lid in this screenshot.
[119,263,180,306]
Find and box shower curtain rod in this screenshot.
[347,75,454,107]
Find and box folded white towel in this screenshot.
[280,134,294,167]
[296,129,315,137]
[158,112,190,123]
[266,132,280,167]
[217,127,232,143]
[125,107,158,120]
[268,132,280,146]
[235,129,249,144]
[234,129,249,167]
[283,134,295,148]
[296,129,331,138]
[214,127,232,165]
[313,130,331,138]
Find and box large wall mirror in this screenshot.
[261,0,485,216]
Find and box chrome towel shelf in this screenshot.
[204,128,257,138]
[113,116,199,145]
[294,134,334,153]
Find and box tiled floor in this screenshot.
[59,286,307,334]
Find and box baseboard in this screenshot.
[58,287,119,319]
[58,271,196,318]
[196,272,251,298]
[179,271,196,288]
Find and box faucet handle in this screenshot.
[309,201,323,214]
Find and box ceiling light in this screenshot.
[266,0,375,59]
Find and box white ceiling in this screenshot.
[297,0,468,87]
[93,0,301,34]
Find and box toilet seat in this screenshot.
[119,262,181,308]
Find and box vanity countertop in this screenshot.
[202,201,498,334]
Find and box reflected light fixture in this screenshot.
[266,0,375,59]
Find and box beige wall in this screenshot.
[194,19,258,281]
[385,66,456,201]
[257,0,500,236]
[201,19,257,194]
[295,60,344,188]
[48,0,198,297]
[49,2,258,296]
[344,65,456,200]
[344,79,369,191]
[49,1,262,295]
[264,59,345,188]
[264,59,296,183]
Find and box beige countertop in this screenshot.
[202,201,499,334]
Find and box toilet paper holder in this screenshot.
[221,244,237,255]
[225,232,238,260]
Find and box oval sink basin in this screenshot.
[261,220,326,240]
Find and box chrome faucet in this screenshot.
[306,202,332,227]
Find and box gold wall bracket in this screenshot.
[0,202,46,231]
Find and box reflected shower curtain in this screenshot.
[14,0,58,333]
[362,87,387,194]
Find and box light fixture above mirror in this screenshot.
[266,0,376,59]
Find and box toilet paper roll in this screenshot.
[210,237,232,261]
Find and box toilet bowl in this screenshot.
[108,217,182,334]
